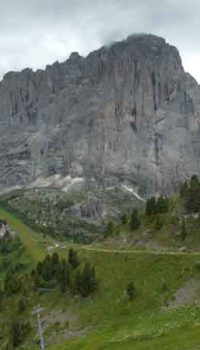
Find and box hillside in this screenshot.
[0,178,200,349]
[1,174,200,249]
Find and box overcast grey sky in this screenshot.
[0,0,200,81]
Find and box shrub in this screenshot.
[126,282,136,300]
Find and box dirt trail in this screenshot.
[81,245,200,257]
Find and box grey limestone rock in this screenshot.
[0,34,200,196]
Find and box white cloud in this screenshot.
[0,0,200,81]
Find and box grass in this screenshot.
[50,308,200,350]
[0,206,50,261]
[1,204,200,349]
[36,250,200,349]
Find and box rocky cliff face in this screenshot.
[0,34,200,196]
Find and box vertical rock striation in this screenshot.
[0,34,200,195]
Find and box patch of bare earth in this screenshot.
[43,310,96,346]
[166,279,200,309]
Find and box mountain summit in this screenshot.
[0,34,200,195]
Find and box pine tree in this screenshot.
[189,175,200,212]
[42,255,53,281]
[51,252,60,276]
[183,175,200,213]
[129,209,141,230]
[181,219,187,241]
[57,259,71,293]
[76,263,98,297]
[157,196,169,213]
[180,181,189,197]
[68,249,79,269]
[51,252,59,265]
[145,197,157,216]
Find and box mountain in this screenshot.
[0,34,200,196]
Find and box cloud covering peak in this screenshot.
[0,0,200,81]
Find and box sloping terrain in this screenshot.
[1,197,200,349]
[0,186,144,243]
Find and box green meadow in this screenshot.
[1,202,200,349]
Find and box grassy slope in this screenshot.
[0,207,49,261]
[51,309,200,350]
[1,205,200,349]
[49,250,200,350]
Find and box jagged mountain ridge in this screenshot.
[0,33,200,195]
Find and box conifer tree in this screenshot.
[181,219,187,241]
[157,196,169,213]
[76,263,98,297]
[129,209,141,230]
[180,181,189,197]
[68,248,79,269]
[145,197,157,216]
[182,175,200,213]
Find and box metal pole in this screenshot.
[33,306,45,350]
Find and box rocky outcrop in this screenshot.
[0,220,14,239]
[0,34,200,196]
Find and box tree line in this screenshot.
[4,248,98,299]
[118,196,170,232]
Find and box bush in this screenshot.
[126,282,136,300]
[161,280,167,292]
